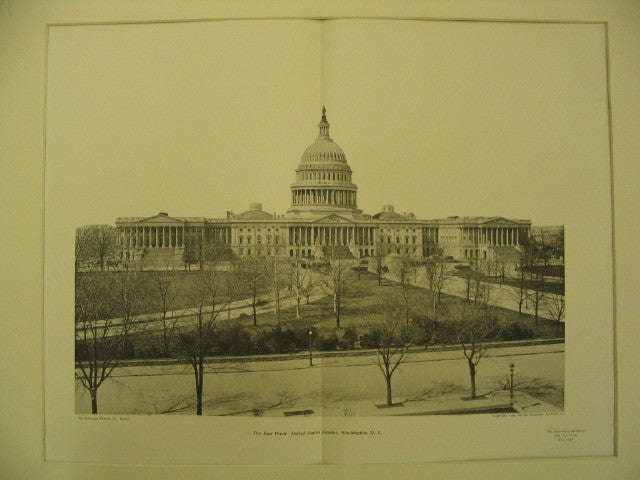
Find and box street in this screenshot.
[76,343,564,416]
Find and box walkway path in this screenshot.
[382,266,563,321]
[80,269,328,335]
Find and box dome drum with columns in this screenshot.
[114,108,531,264]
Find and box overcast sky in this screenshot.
[46,19,610,227]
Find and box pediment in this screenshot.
[312,214,356,224]
[135,214,185,225]
[478,217,519,226]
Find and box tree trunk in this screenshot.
[252,301,257,327]
[91,390,98,414]
[468,360,477,399]
[162,314,170,357]
[196,387,202,415]
[196,363,204,416]
[386,376,392,406]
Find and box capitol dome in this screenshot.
[297,107,351,171]
[288,107,360,218]
[300,135,348,165]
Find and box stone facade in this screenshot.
[115,109,531,264]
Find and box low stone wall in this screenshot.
[112,337,565,368]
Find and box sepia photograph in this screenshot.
[42,17,613,465]
[74,107,565,418]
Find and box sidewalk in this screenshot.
[316,390,561,417]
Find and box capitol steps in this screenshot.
[321,245,354,259]
[139,248,184,269]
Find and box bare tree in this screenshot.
[182,231,198,270]
[268,248,286,325]
[320,248,355,328]
[542,294,565,337]
[508,249,533,315]
[460,259,482,302]
[370,313,415,406]
[286,256,312,319]
[178,259,230,415]
[299,269,317,305]
[76,225,117,271]
[494,254,508,283]
[423,255,449,307]
[530,228,554,267]
[472,274,495,309]
[391,254,416,326]
[440,301,499,399]
[371,251,386,286]
[147,265,180,356]
[431,258,449,307]
[75,265,147,413]
[528,270,546,325]
[423,256,436,292]
[236,256,269,326]
[552,226,565,263]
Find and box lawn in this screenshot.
[77,268,562,350]
[76,269,245,317]
[229,271,562,340]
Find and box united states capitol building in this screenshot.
[115,109,531,265]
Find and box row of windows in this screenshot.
[380,228,419,234]
[238,228,281,234]
[299,171,349,182]
[381,236,418,244]
[238,235,281,245]
[380,247,419,255]
[238,248,281,256]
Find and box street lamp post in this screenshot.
[509,362,515,404]
[308,327,314,367]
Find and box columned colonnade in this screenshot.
[461,226,525,246]
[291,189,356,207]
[422,226,439,243]
[119,226,186,248]
[288,225,374,246]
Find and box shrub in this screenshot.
[359,329,382,349]
[134,333,167,359]
[253,326,304,354]
[214,323,255,355]
[499,322,535,341]
[340,325,359,350]
[253,329,277,354]
[412,315,442,346]
[319,333,340,351]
